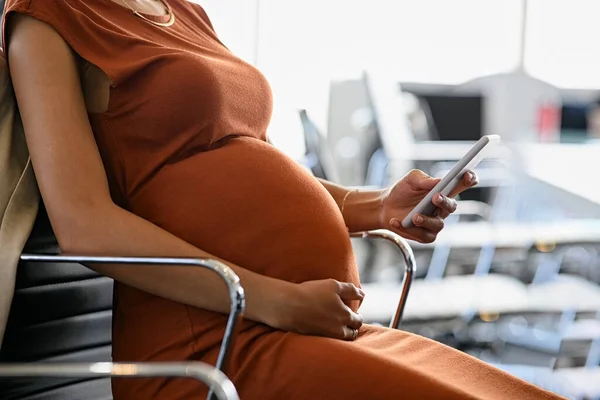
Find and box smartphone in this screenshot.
[401,135,501,229]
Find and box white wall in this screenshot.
[525,0,600,89]
[195,0,259,64]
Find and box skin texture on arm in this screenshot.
[6,13,366,340]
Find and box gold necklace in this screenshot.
[119,0,175,27]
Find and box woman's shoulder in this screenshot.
[3,0,128,80]
[2,0,30,21]
[3,0,92,35]
[4,0,70,17]
[3,0,30,12]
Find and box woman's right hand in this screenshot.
[272,279,365,340]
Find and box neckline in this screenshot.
[137,11,171,25]
[110,0,172,24]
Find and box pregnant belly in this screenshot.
[112,137,359,369]
[128,136,359,285]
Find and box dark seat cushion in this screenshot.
[0,205,113,400]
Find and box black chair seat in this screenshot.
[8,377,112,400]
[0,206,114,400]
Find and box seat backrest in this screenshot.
[0,5,115,397]
[299,109,341,182]
[0,204,113,400]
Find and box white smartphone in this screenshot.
[401,135,501,229]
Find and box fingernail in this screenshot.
[468,171,476,182]
[414,215,423,224]
[391,219,401,229]
[358,288,365,297]
[436,194,444,202]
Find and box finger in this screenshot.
[432,193,458,215]
[449,170,478,198]
[405,169,440,191]
[412,214,444,233]
[342,306,364,330]
[388,219,438,243]
[392,225,437,244]
[341,326,359,341]
[435,209,451,219]
[357,285,365,308]
[465,170,478,186]
[337,282,365,301]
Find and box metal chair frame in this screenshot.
[0,230,416,400]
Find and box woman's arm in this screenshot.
[7,12,288,326]
[6,13,365,340]
[317,178,385,232]
[318,169,477,242]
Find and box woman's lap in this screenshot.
[111,294,563,400]
[229,324,563,400]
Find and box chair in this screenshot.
[487,312,600,399]
[0,203,416,400]
[299,109,339,182]
[0,206,243,400]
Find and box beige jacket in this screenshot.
[0,53,40,345]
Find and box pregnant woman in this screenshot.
[3,0,562,399]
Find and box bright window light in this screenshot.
[195,0,259,64]
[525,0,600,89]
[257,0,523,86]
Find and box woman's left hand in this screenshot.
[379,169,478,243]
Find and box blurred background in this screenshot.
[203,0,600,397]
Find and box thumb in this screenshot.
[337,282,365,301]
[406,169,439,191]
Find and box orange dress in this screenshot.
[4,1,563,399]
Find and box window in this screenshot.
[256,0,523,87]
[255,0,524,152]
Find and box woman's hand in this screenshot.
[380,169,478,243]
[271,279,364,340]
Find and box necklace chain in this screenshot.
[119,0,175,27]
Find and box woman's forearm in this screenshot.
[317,178,386,233]
[59,202,292,327]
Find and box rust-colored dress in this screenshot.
[4,1,563,399]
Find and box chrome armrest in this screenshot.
[350,230,416,329]
[0,362,238,400]
[18,254,245,375]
